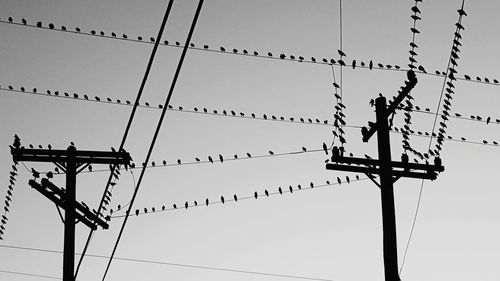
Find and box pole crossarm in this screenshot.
[39,179,109,229]
[362,70,417,142]
[28,180,105,230]
[10,147,131,165]
[326,163,441,180]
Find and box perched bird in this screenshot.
[233,194,237,202]
[322,142,328,155]
[208,156,213,164]
[265,190,269,197]
[346,176,350,184]
[289,186,293,193]
[278,187,283,194]
[269,151,274,155]
[22,18,27,25]
[220,46,226,52]
[221,196,225,204]
[135,209,139,216]
[185,202,188,209]
[254,192,258,199]
[246,153,252,158]
[218,154,224,163]
[177,159,181,165]
[337,177,341,185]
[173,204,177,209]
[205,198,209,206]
[302,147,307,152]
[338,49,346,57]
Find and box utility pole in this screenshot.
[11,145,131,281]
[326,70,444,281]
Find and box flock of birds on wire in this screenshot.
[0,136,21,239]
[1,83,499,129]
[109,175,365,219]
[0,3,493,231]
[0,15,497,87]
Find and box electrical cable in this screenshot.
[74,0,176,277]
[0,269,60,280]
[0,244,337,281]
[101,1,204,280]
[399,0,466,275]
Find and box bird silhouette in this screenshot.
[254,192,258,199]
[411,6,421,13]
[346,176,350,184]
[173,204,177,209]
[185,202,188,209]
[135,209,139,216]
[253,51,259,56]
[234,154,238,159]
[21,18,27,25]
[301,147,307,152]
[311,57,316,62]
[486,117,491,124]
[31,168,40,178]
[278,187,283,194]
[177,159,181,165]
[194,201,197,207]
[457,8,467,16]
[243,50,248,54]
[205,198,209,206]
[337,177,341,185]
[322,142,328,155]
[218,154,224,163]
[208,156,213,164]
[289,186,293,193]
[265,190,269,197]
[338,50,346,57]
[247,153,252,158]
[220,46,225,52]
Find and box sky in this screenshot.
[0,0,499,281]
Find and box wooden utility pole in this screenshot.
[326,70,444,281]
[11,145,131,281]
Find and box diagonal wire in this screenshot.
[101,1,204,280]
[0,244,337,281]
[74,0,176,277]
[399,0,466,275]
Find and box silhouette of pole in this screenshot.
[63,146,76,281]
[375,97,400,281]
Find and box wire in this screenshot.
[111,176,368,218]
[0,244,337,281]
[399,0,466,275]
[0,269,60,280]
[102,2,204,280]
[3,17,500,87]
[75,0,176,277]
[0,86,335,128]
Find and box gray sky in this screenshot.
[0,0,499,281]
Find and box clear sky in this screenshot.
[0,0,499,281]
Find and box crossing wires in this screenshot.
[101,1,205,280]
[74,0,176,278]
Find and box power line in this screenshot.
[75,0,176,277]
[102,1,204,280]
[400,0,467,275]
[0,269,60,280]
[0,244,338,281]
[2,17,500,86]
[109,175,368,218]
[3,84,499,128]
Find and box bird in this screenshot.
[346,176,350,184]
[221,196,225,204]
[322,142,328,155]
[135,209,139,216]
[246,153,252,158]
[208,156,213,164]
[457,8,467,16]
[218,154,224,163]
[205,198,209,206]
[194,201,197,207]
[338,49,346,57]
[177,159,181,165]
[163,160,167,165]
[369,60,373,70]
[185,202,188,209]
[233,194,237,202]
[302,147,307,152]
[269,151,274,155]
[487,117,491,124]
[220,46,226,52]
[21,18,27,25]
[31,168,40,178]
[278,187,283,194]
[265,190,269,197]
[253,51,259,56]
[254,192,258,199]
[411,6,421,13]
[268,52,273,57]
[289,186,293,193]
[37,21,42,27]
[173,204,177,209]
[337,177,341,185]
